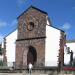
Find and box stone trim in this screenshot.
[16,37,46,41]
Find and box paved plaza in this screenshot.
[0,73,48,75]
[0,73,74,75]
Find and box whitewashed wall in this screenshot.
[45,25,61,66]
[64,46,70,65]
[6,30,17,67]
[65,42,75,65]
[66,43,75,58]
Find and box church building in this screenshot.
[16,6,65,68]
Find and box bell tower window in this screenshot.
[27,22,34,31]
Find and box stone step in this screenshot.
[0,73,48,75]
[26,74,48,75]
[22,73,48,75]
[58,74,72,75]
[0,73,73,75]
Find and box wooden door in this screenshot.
[27,51,34,65]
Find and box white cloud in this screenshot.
[60,22,71,30]
[0,35,3,44]
[0,20,7,28]
[0,19,17,29]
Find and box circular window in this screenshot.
[27,22,34,31]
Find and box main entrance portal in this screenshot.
[27,46,37,65]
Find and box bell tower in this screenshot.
[16,6,47,68]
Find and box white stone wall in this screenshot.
[45,25,61,66]
[66,43,75,58]
[64,42,75,65]
[64,46,70,65]
[5,30,17,67]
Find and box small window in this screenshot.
[29,22,34,28]
[27,22,34,31]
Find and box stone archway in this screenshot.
[27,46,37,65]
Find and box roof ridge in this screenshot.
[17,5,48,19]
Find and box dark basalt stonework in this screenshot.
[16,7,47,68]
[16,38,45,68]
[58,31,65,69]
[17,7,47,39]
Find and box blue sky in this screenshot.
[0,0,75,43]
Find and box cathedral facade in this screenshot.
[16,6,65,68]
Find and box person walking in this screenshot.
[28,63,33,74]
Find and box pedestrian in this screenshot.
[28,63,33,74]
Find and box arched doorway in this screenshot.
[27,46,37,65]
